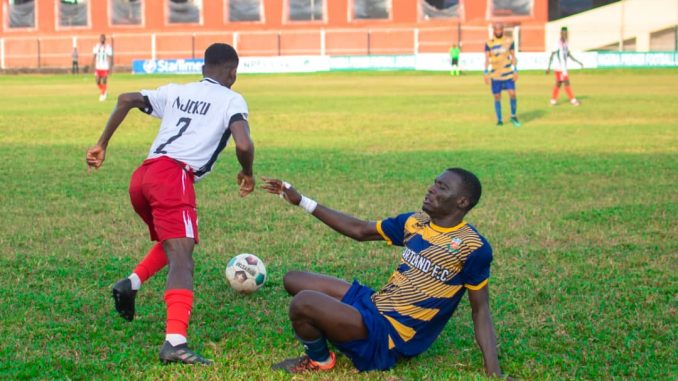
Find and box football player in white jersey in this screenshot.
[86,43,255,365]
[91,34,113,101]
[546,27,584,106]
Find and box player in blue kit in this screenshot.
[484,23,520,127]
[262,169,509,378]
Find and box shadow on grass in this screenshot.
[520,108,547,123]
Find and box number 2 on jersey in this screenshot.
[154,117,191,154]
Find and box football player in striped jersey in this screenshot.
[263,169,508,379]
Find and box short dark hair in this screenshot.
[446,168,482,211]
[204,43,239,67]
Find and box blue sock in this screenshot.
[494,100,502,122]
[510,98,517,117]
[297,335,330,362]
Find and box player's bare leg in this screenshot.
[272,290,367,373]
[290,290,367,342]
[164,238,194,290]
[159,238,212,365]
[283,271,351,300]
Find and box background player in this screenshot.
[91,34,113,101]
[261,169,509,379]
[86,43,255,365]
[546,26,584,106]
[449,43,461,76]
[71,46,79,74]
[484,23,520,127]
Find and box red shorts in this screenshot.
[95,69,109,78]
[129,156,199,243]
[554,71,569,82]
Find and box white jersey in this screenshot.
[552,39,569,75]
[92,43,113,70]
[140,77,248,182]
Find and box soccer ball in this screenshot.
[225,253,267,293]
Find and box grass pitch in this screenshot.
[0,69,676,380]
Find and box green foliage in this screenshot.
[0,70,676,380]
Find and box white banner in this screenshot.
[330,55,416,70]
[133,52,678,75]
[239,56,330,73]
[415,52,598,71]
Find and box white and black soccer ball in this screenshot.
[225,253,267,293]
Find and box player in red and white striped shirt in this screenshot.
[91,34,113,101]
[546,27,584,106]
[86,43,255,365]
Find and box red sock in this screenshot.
[97,83,104,93]
[101,83,108,94]
[552,86,560,100]
[565,86,575,100]
[165,289,194,337]
[133,242,168,283]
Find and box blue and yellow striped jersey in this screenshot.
[375,212,492,357]
[485,36,515,80]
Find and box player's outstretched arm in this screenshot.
[261,177,383,242]
[468,285,507,379]
[568,51,584,68]
[86,92,146,170]
[510,48,518,82]
[230,120,255,197]
[546,51,556,73]
[483,49,491,85]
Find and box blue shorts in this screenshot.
[491,79,515,94]
[330,280,399,371]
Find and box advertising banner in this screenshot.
[132,59,203,74]
[597,52,678,68]
[239,56,330,73]
[132,52,675,75]
[133,56,330,74]
[330,55,416,71]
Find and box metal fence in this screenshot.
[0,25,543,69]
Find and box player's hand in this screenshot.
[513,72,519,82]
[237,171,255,197]
[86,145,106,171]
[260,176,302,206]
[483,75,489,85]
[545,69,550,74]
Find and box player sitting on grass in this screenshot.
[86,43,255,365]
[261,169,509,378]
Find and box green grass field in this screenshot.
[0,69,676,380]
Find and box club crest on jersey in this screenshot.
[446,238,463,253]
[172,97,211,115]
